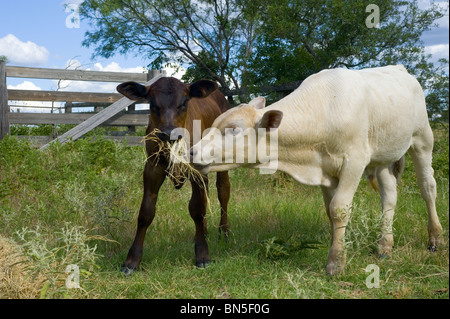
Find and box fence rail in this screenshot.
[8,89,123,103]
[5,66,156,83]
[9,111,149,126]
[0,61,164,145]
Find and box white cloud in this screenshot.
[425,43,449,63]
[162,63,186,80]
[425,43,449,56]
[63,59,146,74]
[7,81,42,91]
[62,0,84,7]
[0,34,49,66]
[92,61,146,74]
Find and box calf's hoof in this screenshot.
[121,266,135,276]
[427,237,441,253]
[196,259,210,268]
[218,229,229,242]
[377,246,392,259]
[326,262,346,276]
[427,244,438,253]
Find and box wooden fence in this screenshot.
[0,60,165,147]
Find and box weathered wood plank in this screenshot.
[8,89,123,103]
[9,112,149,126]
[101,136,144,145]
[5,66,154,83]
[40,74,164,150]
[0,60,9,139]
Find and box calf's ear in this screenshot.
[249,96,266,109]
[117,82,149,100]
[188,80,218,98]
[258,110,283,131]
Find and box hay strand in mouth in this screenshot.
[141,129,207,190]
[141,129,212,216]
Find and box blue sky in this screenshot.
[0,0,448,94]
[0,0,152,93]
[0,1,150,68]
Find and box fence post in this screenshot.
[94,104,102,113]
[0,59,10,140]
[65,102,73,114]
[127,103,136,133]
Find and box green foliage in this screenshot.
[79,0,252,91]
[181,51,222,83]
[10,124,76,137]
[14,224,109,298]
[0,127,447,298]
[79,0,448,119]
[245,0,444,83]
[259,237,291,259]
[258,236,323,260]
[0,135,31,167]
[431,123,449,179]
[424,61,449,122]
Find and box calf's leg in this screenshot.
[189,175,210,267]
[216,171,231,238]
[409,128,442,251]
[326,157,366,275]
[121,163,166,274]
[321,186,337,240]
[376,165,398,257]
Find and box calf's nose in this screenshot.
[157,127,183,143]
[190,148,197,162]
[157,131,170,142]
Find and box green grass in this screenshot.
[0,126,448,299]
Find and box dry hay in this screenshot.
[142,129,212,214]
[142,129,206,188]
[0,236,45,299]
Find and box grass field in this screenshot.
[0,124,448,299]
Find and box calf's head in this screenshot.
[191,96,283,174]
[117,77,218,142]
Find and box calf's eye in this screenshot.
[177,100,189,113]
[226,127,242,136]
[150,103,160,114]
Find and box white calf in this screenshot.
[192,65,443,275]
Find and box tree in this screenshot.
[80,0,258,99]
[422,59,449,122]
[245,0,444,83]
[244,0,448,114]
[80,0,448,117]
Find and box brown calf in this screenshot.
[117,77,230,274]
